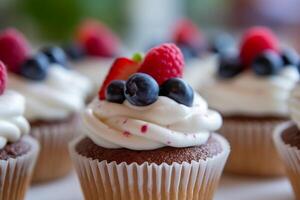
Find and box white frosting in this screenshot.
[0,91,30,149]
[81,93,222,150]
[201,66,299,116]
[8,64,92,121]
[288,83,300,128]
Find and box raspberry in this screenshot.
[138,43,184,85]
[0,28,30,73]
[240,27,279,67]
[0,61,7,95]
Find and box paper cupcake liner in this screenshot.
[30,115,78,182]
[69,133,230,200]
[273,121,300,199]
[220,117,286,176]
[0,136,39,200]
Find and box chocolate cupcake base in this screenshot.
[274,121,300,199]
[70,133,230,200]
[220,115,286,176]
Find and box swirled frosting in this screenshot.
[288,83,300,128]
[0,90,30,149]
[81,93,222,150]
[201,66,299,116]
[8,64,92,121]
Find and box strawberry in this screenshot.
[0,61,7,95]
[138,43,184,85]
[240,26,279,67]
[76,19,119,57]
[0,28,30,73]
[99,57,140,100]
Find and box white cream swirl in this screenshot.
[288,83,300,128]
[0,91,30,149]
[201,66,299,116]
[81,93,222,150]
[8,64,92,121]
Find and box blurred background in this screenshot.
[1,0,300,50]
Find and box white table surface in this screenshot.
[26,171,295,200]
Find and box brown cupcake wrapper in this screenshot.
[69,133,230,200]
[30,115,78,182]
[0,136,39,200]
[273,121,300,199]
[220,117,286,176]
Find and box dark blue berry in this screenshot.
[160,78,194,107]
[218,53,243,79]
[106,80,126,104]
[252,50,283,76]
[125,73,159,106]
[177,44,198,61]
[19,53,49,81]
[41,46,67,66]
[281,48,300,66]
[63,43,85,61]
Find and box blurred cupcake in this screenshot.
[273,83,300,199]
[0,28,92,182]
[0,61,39,199]
[70,43,230,200]
[63,19,120,99]
[201,27,300,176]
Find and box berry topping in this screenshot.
[0,28,30,73]
[76,20,119,57]
[218,53,243,79]
[41,46,67,66]
[99,57,140,100]
[252,50,283,76]
[240,27,279,67]
[125,73,159,106]
[281,48,300,66]
[63,43,86,61]
[138,43,184,85]
[160,78,194,107]
[0,61,7,95]
[19,53,49,81]
[106,80,126,104]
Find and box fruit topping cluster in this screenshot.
[99,43,194,107]
[218,27,300,79]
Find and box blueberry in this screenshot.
[281,48,300,66]
[20,53,49,81]
[218,53,243,79]
[252,50,283,76]
[178,44,198,61]
[125,73,159,106]
[63,43,86,61]
[41,46,67,66]
[160,78,194,107]
[106,80,126,104]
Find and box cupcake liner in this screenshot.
[30,115,78,182]
[0,136,39,200]
[69,133,230,200]
[273,121,300,199]
[220,117,286,176]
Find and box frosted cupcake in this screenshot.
[0,61,39,199]
[70,43,230,200]
[274,83,300,199]
[0,28,92,182]
[201,27,300,176]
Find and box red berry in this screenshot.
[0,61,7,95]
[99,57,140,100]
[76,20,119,57]
[0,28,30,73]
[240,26,279,67]
[173,19,203,48]
[138,43,184,85]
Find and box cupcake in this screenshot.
[273,82,300,199]
[200,27,300,176]
[0,28,92,182]
[70,43,230,200]
[63,19,120,99]
[0,61,39,199]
